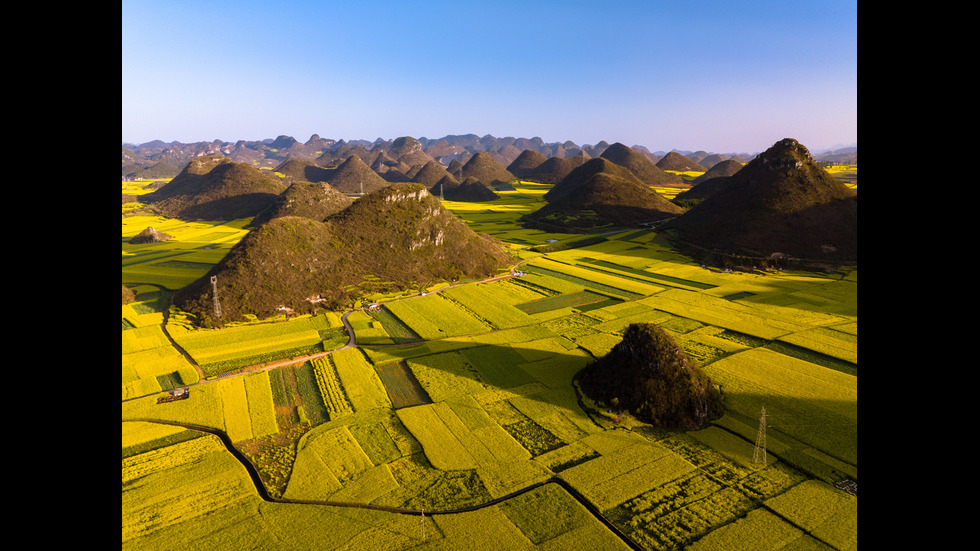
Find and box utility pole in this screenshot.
[211,275,222,318]
[753,406,767,466]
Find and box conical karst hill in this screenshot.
[172,183,514,326]
[524,155,588,184]
[672,159,746,207]
[430,174,461,198]
[522,157,684,232]
[388,136,435,168]
[411,160,457,189]
[248,181,353,227]
[142,154,286,220]
[691,159,743,185]
[458,151,515,186]
[274,157,331,183]
[600,143,685,186]
[326,155,390,194]
[445,178,499,202]
[506,149,548,179]
[576,323,724,430]
[662,138,857,263]
[656,151,707,172]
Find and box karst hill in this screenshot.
[662,138,857,265]
[656,151,707,172]
[172,183,515,326]
[600,142,686,187]
[454,151,515,187]
[520,157,684,232]
[248,181,353,227]
[577,323,724,430]
[672,159,745,208]
[141,155,286,220]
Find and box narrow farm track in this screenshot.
[124,418,644,551]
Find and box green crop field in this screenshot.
[123,179,858,550]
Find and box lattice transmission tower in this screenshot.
[753,406,767,466]
[211,275,222,318]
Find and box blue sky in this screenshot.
[122,1,857,154]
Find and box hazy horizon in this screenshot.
[122,1,857,154]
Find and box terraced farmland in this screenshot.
[123,179,857,550]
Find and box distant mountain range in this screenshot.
[122,133,857,180]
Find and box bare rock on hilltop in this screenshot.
[128,226,174,244]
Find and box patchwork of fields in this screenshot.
[123,177,858,550]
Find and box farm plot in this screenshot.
[497,481,632,549]
[763,479,858,550]
[329,347,392,412]
[405,350,494,403]
[383,293,491,340]
[122,433,257,545]
[439,283,535,329]
[310,357,354,419]
[366,307,421,343]
[524,257,655,299]
[122,324,199,400]
[559,438,695,512]
[639,288,813,341]
[515,290,617,315]
[282,424,375,500]
[705,347,857,465]
[373,361,432,409]
[168,313,341,375]
[121,216,252,289]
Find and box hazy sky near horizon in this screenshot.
[122,0,857,154]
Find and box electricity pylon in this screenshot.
[211,275,222,318]
[753,406,767,466]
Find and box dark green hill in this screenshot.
[691,159,743,185]
[141,155,286,220]
[458,151,515,186]
[576,323,724,430]
[445,178,498,202]
[411,160,457,189]
[506,149,548,178]
[656,151,707,172]
[522,158,683,232]
[388,136,435,168]
[274,157,331,183]
[326,155,390,194]
[172,183,514,326]
[672,159,745,208]
[600,142,685,186]
[524,155,587,184]
[662,138,857,264]
[248,181,353,227]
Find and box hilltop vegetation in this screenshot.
[142,155,286,220]
[663,138,857,266]
[173,183,514,326]
[577,323,724,430]
[521,157,683,232]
